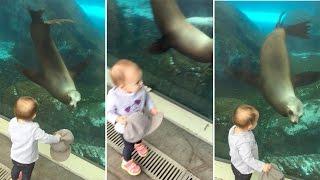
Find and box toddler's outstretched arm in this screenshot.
[33,123,60,144]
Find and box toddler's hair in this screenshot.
[110,59,140,87]
[14,96,38,120]
[232,104,259,128]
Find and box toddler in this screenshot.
[107,59,158,176]
[228,104,272,180]
[8,96,62,180]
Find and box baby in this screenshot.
[228,104,272,180]
[107,59,158,176]
[8,96,62,180]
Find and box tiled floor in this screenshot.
[0,134,83,180]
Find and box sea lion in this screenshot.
[149,0,213,63]
[226,13,320,123]
[17,9,88,108]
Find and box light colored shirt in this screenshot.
[107,86,154,134]
[228,125,265,174]
[8,117,60,164]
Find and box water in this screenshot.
[216,1,320,179]
[107,0,213,120]
[0,0,105,167]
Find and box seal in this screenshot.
[16,9,88,108]
[226,13,320,123]
[149,0,213,63]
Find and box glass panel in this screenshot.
[107,0,213,120]
[216,1,320,179]
[0,0,105,167]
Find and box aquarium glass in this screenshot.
[0,0,105,167]
[107,0,213,120]
[216,1,320,179]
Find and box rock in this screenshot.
[186,17,213,37]
[215,97,245,125]
[72,143,105,167]
[177,0,212,17]
[272,99,320,137]
[264,154,320,179]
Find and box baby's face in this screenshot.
[122,65,143,92]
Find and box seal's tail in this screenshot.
[276,12,311,39]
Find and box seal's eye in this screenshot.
[288,110,294,115]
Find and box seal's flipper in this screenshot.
[285,21,311,39]
[15,64,44,86]
[69,59,90,79]
[224,67,261,88]
[45,19,74,25]
[149,36,171,53]
[293,72,320,87]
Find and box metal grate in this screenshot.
[0,163,11,180]
[107,122,200,180]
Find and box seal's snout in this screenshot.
[290,117,299,124]
[68,90,81,108]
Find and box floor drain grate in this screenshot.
[0,163,11,180]
[107,122,200,180]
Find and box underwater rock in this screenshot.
[215,1,263,88]
[264,154,320,179]
[177,0,212,17]
[1,81,60,118]
[0,41,15,60]
[72,142,105,166]
[186,17,213,37]
[264,99,320,137]
[215,97,245,125]
[75,102,105,128]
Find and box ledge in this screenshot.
[215,158,293,180]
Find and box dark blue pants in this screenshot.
[231,164,252,180]
[11,160,35,180]
[120,135,142,161]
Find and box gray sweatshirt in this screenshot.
[228,125,265,174]
[106,86,154,134]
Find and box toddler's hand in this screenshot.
[262,163,272,173]
[150,108,158,116]
[116,116,127,125]
[54,133,62,141]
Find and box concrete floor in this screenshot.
[107,146,150,180]
[0,134,83,180]
[108,118,213,180]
